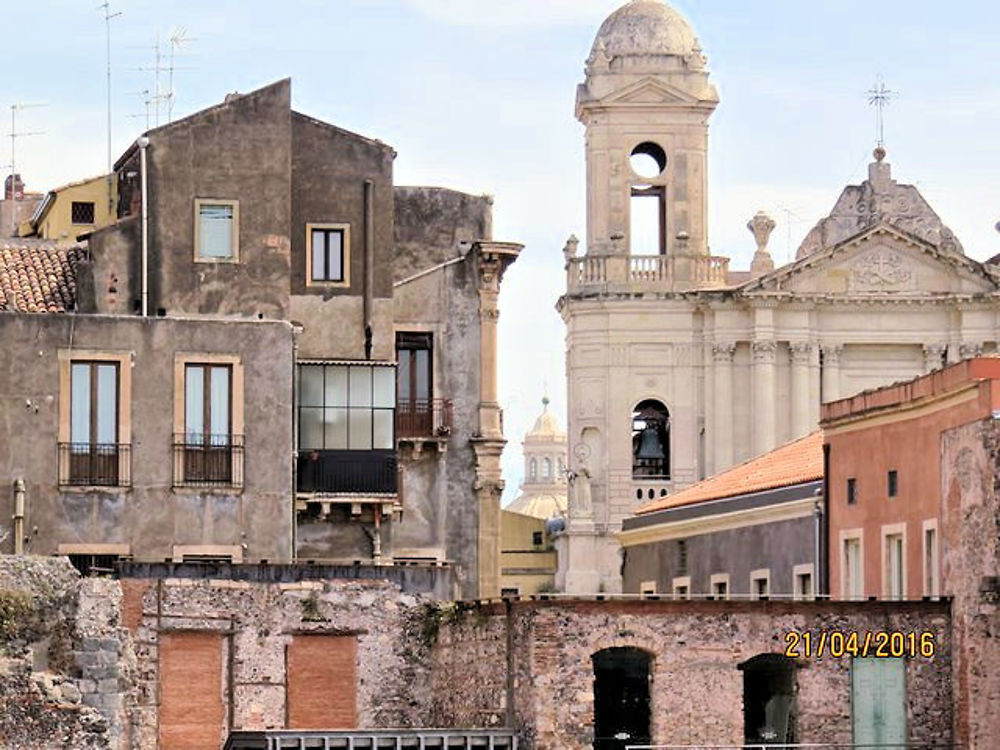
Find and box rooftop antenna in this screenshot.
[126,89,154,131]
[167,27,197,123]
[867,75,896,155]
[98,1,121,213]
[6,102,45,236]
[774,204,805,265]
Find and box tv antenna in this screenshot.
[167,27,197,123]
[773,204,806,265]
[867,75,896,150]
[132,28,195,128]
[5,102,45,236]
[98,1,121,213]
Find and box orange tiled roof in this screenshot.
[636,430,824,514]
[0,240,85,313]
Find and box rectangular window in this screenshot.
[847,477,857,505]
[671,576,690,600]
[396,332,445,438]
[71,201,96,225]
[67,361,120,486]
[178,364,238,485]
[750,569,770,600]
[710,573,729,600]
[844,536,863,599]
[639,581,657,596]
[793,564,815,601]
[298,364,395,451]
[195,199,238,260]
[306,223,350,286]
[676,539,688,576]
[885,533,904,600]
[924,523,939,598]
[630,186,666,255]
[888,470,898,498]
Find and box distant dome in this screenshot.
[591,0,698,60]
[526,397,566,441]
[507,492,567,521]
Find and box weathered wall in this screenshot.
[941,418,1000,747]
[0,313,294,561]
[432,599,953,750]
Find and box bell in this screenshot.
[636,426,664,460]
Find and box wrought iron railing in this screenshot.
[225,728,518,750]
[173,434,244,488]
[396,398,453,439]
[58,443,131,487]
[297,449,398,495]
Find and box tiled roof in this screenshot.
[635,430,824,514]
[0,240,85,313]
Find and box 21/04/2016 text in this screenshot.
[784,630,936,659]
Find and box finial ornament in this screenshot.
[867,75,896,150]
[748,211,776,252]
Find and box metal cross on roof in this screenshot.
[867,75,896,149]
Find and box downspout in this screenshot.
[822,442,831,596]
[363,179,374,360]
[813,487,823,599]
[12,478,25,555]
[291,326,301,561]
[137,136,150,317]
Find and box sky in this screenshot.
[5,1,1000,503]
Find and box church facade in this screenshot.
[558,0,1000,593]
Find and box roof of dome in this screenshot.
[591,0,698,60]
[526,397,566,440]
[507,491,568,521]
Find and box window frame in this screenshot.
[749,568,770,600]
[846,477,857,505]
[671,576,691,600]
[922,519,939,598]
[306,222,351,287]
[297,362,396,452]
[71,200,96,225]
[887,469,898,498]
[840,528,864,600]
[194,198,240,263]
[793,563,815,601]
[881,523,907,600]
[710,573,730,600]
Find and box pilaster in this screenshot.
[821,344,843,404]
[790,342,813,438]
[712,342,735,473]
[752,340,777,455]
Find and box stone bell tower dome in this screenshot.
[576,0,718,274]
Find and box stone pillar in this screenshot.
[821,344,843,403]
[470,241,521,599]
[790,342,814,438]
[923,343,947,374]
[712,342,735,473]
[752,340,777,456]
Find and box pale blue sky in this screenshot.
[5,1,999,502]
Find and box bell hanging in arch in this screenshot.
[636,425,665,460]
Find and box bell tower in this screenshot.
[576,0,718,269]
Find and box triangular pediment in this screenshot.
[601,77,700,106]
[740,223,1000,298]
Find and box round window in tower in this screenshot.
[629,142,667,179]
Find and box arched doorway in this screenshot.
[592,647,652,750]
[739,653,797,744]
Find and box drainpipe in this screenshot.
[363,179,374,360]
[813,487,823,598]
[373,510,382,566]
[137,136,150,317]
[12,478,25,555]
[821,442,831,596]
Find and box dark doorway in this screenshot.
[592,647,652,750]
[739,653,797,744]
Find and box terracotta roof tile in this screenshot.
[0,240,85,313]
[635,430,824,514]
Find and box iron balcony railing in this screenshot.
[396,398,453,439]
[58,442,131,487]
[625,745,960,749]
[173,434,244,488]
[297,449,398,495]
[224,728,519,750]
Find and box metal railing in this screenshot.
[297,449,398,495]
[173,434,244,488]
[58,442,131,487]
[624,744,960,749]
[224,728,519,750]
[397,398,453,439]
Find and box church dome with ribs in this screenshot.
[590,0,698,59]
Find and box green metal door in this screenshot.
[852,657,906,744]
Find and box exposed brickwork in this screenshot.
[119,580,149,635]
[158,632,225,750]
[288,634,357,729]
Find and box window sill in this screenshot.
[172,485,244,495]
[59,485,131,494]
[194,256,240,264]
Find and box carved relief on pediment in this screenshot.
[847,248,915,292]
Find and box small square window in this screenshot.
[532,531,544,546]
[847,477,857,505]
[195,199,238,261]
[307,223,350,286]
[888,470,898,497]
[71,201,95,225]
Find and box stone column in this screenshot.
[790,342,814,438]
[821,344,843,403]
[923,343,947,374]
[752,340,777,456]
[712,342,735,473]
[471,241,521,599]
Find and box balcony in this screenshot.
[173,434,244,489]
[567,253,730,294]
[297,449,398,496]
[58,443,131,488]
[396,399,452,440]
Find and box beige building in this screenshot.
[23,174,115,245]
[558,0,1000,593]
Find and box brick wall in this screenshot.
[287,634,357,729]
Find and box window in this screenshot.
[177,364,241,486]
[532,531,544,547]
[632,400,670,479]
[672,576,690,600]
[676,539,688,576]
[542,457,552,479]
[884,530,905,600]
[195,199,239,261]
[750,569,770,600]
[923,521,939,598]
[307,222,350,285]
[842,534,863,599]
[639,581,657,596]
[793,563,814,601]
[847,477,857,505]
[66,361,121,486]
[710,574,729,600]
[396,333,446,438]
[529,458,538,480]
[888,470,898,498]
[297,363,397,495]
[71,201,96,225]
[630,186,666,255]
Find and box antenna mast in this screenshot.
[99,1,121,213]
[6,103,45,236]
